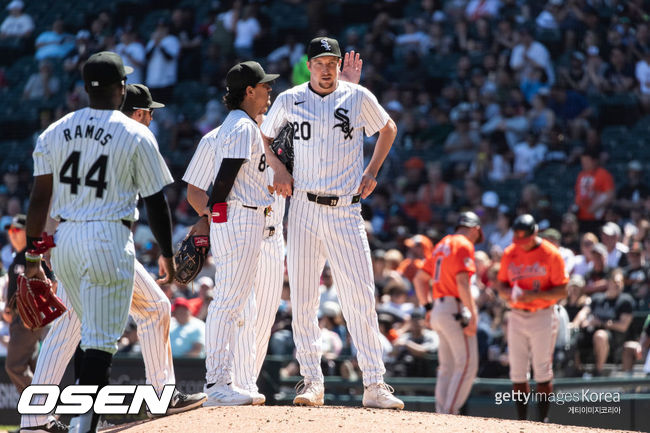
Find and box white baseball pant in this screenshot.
[232,227,285,392]
[287,195,385,387]
[430,297,478,414]
[21,260,175,428]
[205,201,265,385]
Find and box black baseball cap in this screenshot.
[307,37,341,60]
[82,51,133,88]
[513,214,538,237]
[4,214,26,230]
[456,211,484,243]
[226,61,279,92]
[123,84,165,111]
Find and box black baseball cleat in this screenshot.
[147,390,208,418]
[19,418,68,433]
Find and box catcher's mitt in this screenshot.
[173,235,210,284]
[269,123,294,174]
[16,274,66,330]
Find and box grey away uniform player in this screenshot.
[21,83,206,433]
[260,37,403,409]
[21,52,176,433]
[183,61,277,406]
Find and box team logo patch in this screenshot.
[320,39,331,51]
[333,108,354,139]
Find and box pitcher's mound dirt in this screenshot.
[102,406,637,433]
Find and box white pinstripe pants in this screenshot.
[287,197,386,386]
[205,203,265,385]
[21,260,174,428]
[232,229,285,391]
[51,221,135,354]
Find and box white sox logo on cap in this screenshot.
[320,39,331,51]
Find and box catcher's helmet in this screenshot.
[512,214,538,237]
[456,211,484,243]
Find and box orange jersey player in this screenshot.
[414,212,483,415]
[497,214,568,422]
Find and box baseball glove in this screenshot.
[269,123,294,174]
[15,274,67,330]
[173,235,210,285]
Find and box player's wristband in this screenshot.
[424,302,433,312]
[25,252,43,263]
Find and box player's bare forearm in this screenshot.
[263,133,293,196]
[358,119,396,198]
[456,272,477,316]
[25,174,53,240]
[413,269,433,307]
[365,119,396,178]
[187,183,210,216]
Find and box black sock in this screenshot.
[513,382,530,421]
[536,381,552,422]
[73,345,84,382]
[78,349,113,432]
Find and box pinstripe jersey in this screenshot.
[183,110,274,207]
[260,81,390,196]
[33,107,173,221]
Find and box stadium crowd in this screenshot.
[0,0,649,381]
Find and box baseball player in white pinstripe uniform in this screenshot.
[20,83,206,433]
[230,54,364,404]
[21,52,177,432]
[261,37,403,409]
[183,61,277,406]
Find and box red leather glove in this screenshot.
[212,202,228,223]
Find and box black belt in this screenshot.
[60,218,132,229]
[307,192,361,207]
[438,297,460,303]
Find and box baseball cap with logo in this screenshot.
[4,214,26,230]
[307,37,341,60]
[226,61,279,92]
[456,211,484,243]
[123,84,165,111]
[82,51,133,88]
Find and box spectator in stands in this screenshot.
[541,228,576,275]
[380,278,414,317]
[635,47,650,112]
[34,17,74,61]
[145,18,180,104]
[397,234,433,283]
[582,46,608,95]
[186,276,214,321]
[575,268,635,376]
[488,208,513,252]
[63,30,93,77]
[0,1,33,40]
[481,99,529,149]
[115,26,146,85]
[318,301,344,376]
[564,274,589,324]
[583,243,612,295]
[169,297,205,358]
[512,132,547,179]
[559,51,587,92]
[601,222,629,269]
[444,105,480,164]
[621,314,649,375]
[171,7,203,81]
[267,34,304,66]
[233,4,261,58]
[527,91,555,135]
[573,148,615,233]
[561,212,581,254]
[604,47,635,93]
[548,85,592,139]
[510,25,555,87]
[617,160,650,217]
[22,60,59,101]
[622,241,649,307]
[418,161,453,208]
[393,310,438,377]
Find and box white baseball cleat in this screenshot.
[247,390,266,405]
[362,383,404,410]
[293,380,324,406]
[203,383,253,407]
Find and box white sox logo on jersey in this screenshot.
[333,108,353,139]
[320,39,332,51]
